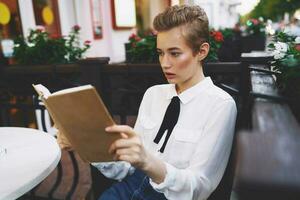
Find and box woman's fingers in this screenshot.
[114,148,133,160]
[113,150,141,167]
[105,125,147,168]
[108,137,141,154]
[120,132,128,139]
[105,125,135,138]
[117,154,139,165]
[56,130,73,151]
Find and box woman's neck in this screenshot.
[176,70,205,94]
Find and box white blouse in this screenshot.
[92,77,237,200]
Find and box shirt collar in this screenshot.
[166,77,214,104]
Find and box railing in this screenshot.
[234,53,300,200]
[0,58,251,200]
[1,55,299,199]
[0,63,90,200]
[77,58,250,199]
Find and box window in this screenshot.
[111,0,136,29]
[0,0,22,62]
[32,0,61,36]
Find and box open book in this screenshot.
[32,84,120,162]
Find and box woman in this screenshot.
[59,5,237,200]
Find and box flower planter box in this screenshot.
[241,35,266,53]
[235,63,300,200]
[0,63,81,95]
[124,42,159,64]
[279,76,300,123]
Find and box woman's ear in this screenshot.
[197,42,210,61]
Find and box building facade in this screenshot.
[0,0,240,63]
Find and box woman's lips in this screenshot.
[164,72,176,79]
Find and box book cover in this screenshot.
[32,84,120,162]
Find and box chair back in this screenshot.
[0,84,90,199]
[83,61,246,199]
[207,135,237,200]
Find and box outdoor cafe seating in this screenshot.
[1,1,300,199]
[0,49,299,200]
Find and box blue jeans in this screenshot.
[99,169,167,200]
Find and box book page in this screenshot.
[33,84,94,99]
[32,84,52,99]
[52,85,93,96]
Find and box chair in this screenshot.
[204,62,245,200]
[25,96,92,200]
[88,61,247,200]
[207,125,237,200]
[34,97,57,137]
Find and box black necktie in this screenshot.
[153,96,180,153]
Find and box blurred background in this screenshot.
[0,1,300,200]
[0,0,299,63]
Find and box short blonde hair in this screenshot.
[153,5,209,53]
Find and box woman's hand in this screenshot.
[106,125,150,170]
[56,129,73,151]
[106,125,167,184]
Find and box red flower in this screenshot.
[129,33,141,42]
[135,36,142,42]
[35,25,45,33]
[251,19,259,25]
[73,25,81,31]
[295,44,300,51]
[84,40,91,46]
[36,28,44,33]
[214,31,224,42]
[210,31,216,37]
[129,33,136,40]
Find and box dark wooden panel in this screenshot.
[235,63,300,200]
[251,70,278,97]
[241,51,273,65]
[236,131,300,200]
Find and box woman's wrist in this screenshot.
[142,153,167,184]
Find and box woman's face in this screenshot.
[157,26,206,93]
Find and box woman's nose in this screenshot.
[160,55,171,69]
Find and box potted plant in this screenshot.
[242,18,266,52]
[207,29,224,62]
[125,31,158,63]
[269,32,300,121]
[13,25,91,65]
[217,28,242,62]
[125,29,225,63]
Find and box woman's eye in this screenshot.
[170,52,180,57]
[157,51,163,56]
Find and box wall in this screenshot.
[73,0,134,63]
[57,0,76,36]
[143,0,240,30]
[17,0,240,63]
[18,0,36,37]
[191,0,240,29]
[149,0,169,29]
[17,0,135,63]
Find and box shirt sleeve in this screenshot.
[91,161,135,181]
[149,99,237,200]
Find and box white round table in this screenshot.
[0,127,61,200]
